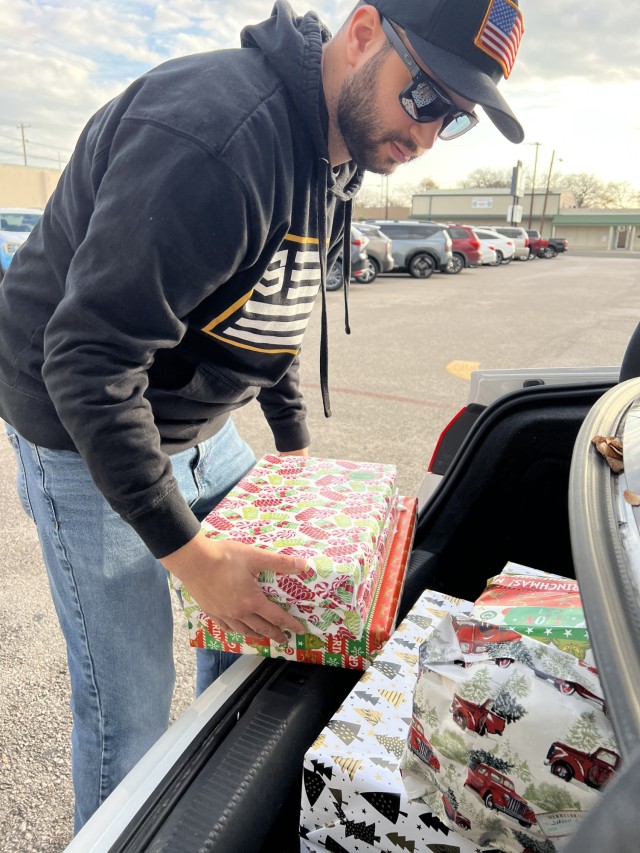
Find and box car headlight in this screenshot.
[2,241,22,256]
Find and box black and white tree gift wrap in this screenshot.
[300,589,477,853]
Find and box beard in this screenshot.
[336,49,419,175]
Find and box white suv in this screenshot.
[472,227,516,265]
[492,226,530,261]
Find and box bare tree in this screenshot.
[416,177,440,191]
[458,167,512,188]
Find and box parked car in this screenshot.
[472,227,515,265]
[352,222,394,283]
[326,225,369,291]
[525,230,568,258]
[525,229,555,259]
[478,239,498,266]
[444,224,482,274]
[64,363,640,853]
[492,226,531,260]
[0,207,43,280]
[363,219,452,278]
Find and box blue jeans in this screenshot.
[5,418,255,833]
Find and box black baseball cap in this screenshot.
[368,0,525,143]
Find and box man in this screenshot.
[0,0,524,831]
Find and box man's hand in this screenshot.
[162,534,306,643]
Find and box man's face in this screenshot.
[336,28,475,175]
[336,46,420,175]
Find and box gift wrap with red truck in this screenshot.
[300,588,476,853]
[399,565,619,853]
[173,454,416,669]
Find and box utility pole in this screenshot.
[539,149,557,236]
[17,123,30,166]
[527,141,541,230]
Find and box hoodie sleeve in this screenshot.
[41,120,255,558]
[256,354,310,451]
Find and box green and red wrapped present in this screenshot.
[180,496,417,670]
[469,562,590,659]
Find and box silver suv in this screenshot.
[364,220,452,278]
[353,222,394,283]
[492,226,530,261]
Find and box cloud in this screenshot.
[0,0,638,189]
[517,0,640,83]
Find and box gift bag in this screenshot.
[399,570,619,853]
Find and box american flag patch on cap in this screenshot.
[474,0,524,78]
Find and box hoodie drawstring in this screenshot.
[342,199,353,337]
[317,158,331,418]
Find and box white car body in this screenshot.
[473,227,516,264]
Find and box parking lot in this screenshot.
[1,252,639,851]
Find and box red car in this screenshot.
[445,224,483,274]
[465,762,536,827]
[442,793,471,830]
[533,667,607,713]
[453,617,521,658]
[545,742,620,789]
[408,716,440,772]
[451,693,506,736]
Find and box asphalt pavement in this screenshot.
[1,253,639,851]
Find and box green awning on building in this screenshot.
[553,213,640,226]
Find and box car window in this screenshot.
[599,751,618,767]
[0,213,40,232]
[373,223,439,240]
[447,228,470,239]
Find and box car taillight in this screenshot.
[470,240,480,249]
[489,244,495,250]
[507,240,514,246]
[351,238,365,247]
[524,238,529,247]
[427,407,467,472]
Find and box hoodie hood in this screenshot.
[243,2,364,417]
[241,1,363,202]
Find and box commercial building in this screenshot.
[410,188,640,253]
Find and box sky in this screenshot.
[1,0,639,201]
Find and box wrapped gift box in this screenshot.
[300,588,475,853]
[174,454,399,640]
[179,497,418,670]
[469,562,591,661]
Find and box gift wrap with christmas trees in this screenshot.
[399,567,619,853]
[174,455,415,668]
[300,587,478,853]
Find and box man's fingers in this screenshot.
[258,599,305,636]
[250,549,307,577]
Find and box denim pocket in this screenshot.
[5,428,35,521]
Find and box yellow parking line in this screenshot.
[446,360,481,380]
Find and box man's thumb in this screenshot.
[275,553,307,575]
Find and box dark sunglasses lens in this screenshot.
[401,80,450,123]
[439,112,477,140]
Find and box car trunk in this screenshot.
[71,378,629,853]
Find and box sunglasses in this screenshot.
[380,17,479,141]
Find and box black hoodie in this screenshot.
[0,1,364,557]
